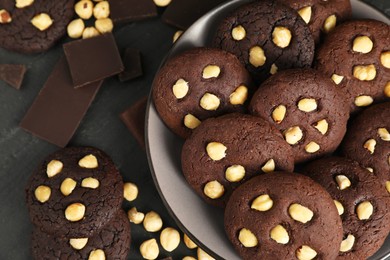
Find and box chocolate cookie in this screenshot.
[152,47,254,138]
[26,147,124,237]
[341,102,390,192]
[225,173,343,260]
[31,210,131,260]
[249,69,349,164]
[212,0,315,83]
[303,157,390,259]
[0,0,74,54]
[315,19,390,113]
[181,113,294,208]
[277,0,351,44]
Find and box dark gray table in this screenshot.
[0,1,389,259]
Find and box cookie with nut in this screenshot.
[225,173,343,260]
[316,19,390,113]
[181,113,294,207]
[212,0,315,84]
[303,157,390,259]
[249,68,350,163]
[25,147,123,238]
[152,47,254,138]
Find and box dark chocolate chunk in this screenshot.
[119,48,143,82]
[20,57,102,147]
[63,33,124,88]
[162,0,226,29]
[120,96,147,149]
[0,64,26,89]
[109,0,158,24]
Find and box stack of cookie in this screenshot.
[25,147,131,259]
[152,0,390,259]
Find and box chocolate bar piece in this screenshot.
[109,0,157,24]
[0,64,26,89]
[20,57,102,147]
[162,0,226,29]
[119,48,143,82]
[120,96,147,149]
[63,33,123,88]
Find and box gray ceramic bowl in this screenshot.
[146,1,390,259]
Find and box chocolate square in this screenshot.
[63,33,123,88]
[0,64,26,89]
[109,0,158,24]
[119,48,143,82]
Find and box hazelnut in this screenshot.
[140,239,159,260]
[34,185,51,203]
[88,249,105,260]
[305,141,320,154]
[378,128,390,141]
[251,194,273,212]
[197,248,215,260]
[354,95,373,107]
[160,227,180,252]
[69,238,88,250]
[366,167,374,173]
[183,257,196,260]
[184,114,201,129]
[202,65,221,79]
[153,0,171,7]
[46,159,63,178]
[331,74,344,85]
[272,26,292,48]
[123,182,138,201]
[340,234,355,252]
[82,26,100,39]
[386,181,390,193]
[200,93,220,111]
[225,165,245,182]
[93,1,110,19]
[313,119,328,135]
[172,78,189,99]
[249,46,266,67]
[335,175,351,190]
[78,154,98,168]
[184,234,197,249]
[380,51,390,69]
[363,138,376,154]
[238,228,258,247]
[143,211,163,232]
[65,203,86,222]
[270,63,278,75]
[272,105,287,124]
[385,82,390,97]
[15,0,34,8]
[323,14,337,33]
[297,98,317,112]
[206,142,227,161]
[81,177,100,189]
[288,203,314,223]
[75,0,94,20]
[231,25,246,41]
[203,180,224,199]
[356,201,374,220]
[172,30,183,43]
[298,6,312,24]
[270,225,289,244]
[229,85,248,105]
[60,178,77,196]
[0,9,12,24]
[353,64,376,81]
[334,200,344,215]
[352,36,373,54]
[67,19,85,39]
[296,245,317,260]
[31,13,53,31]
[284,126,303,145]
[127,207,145,224]
[261,159,275,173]
[95,18,113,34]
